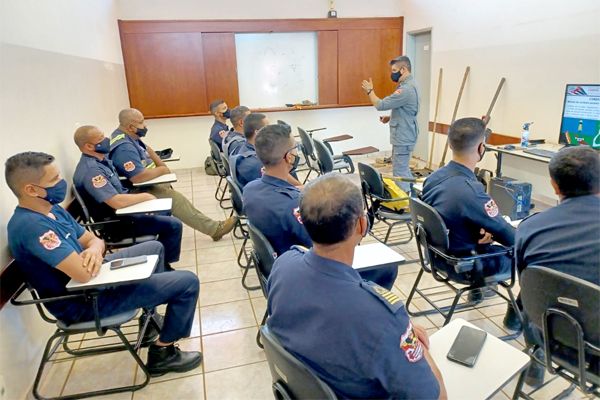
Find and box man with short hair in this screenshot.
[208,99,230,151]
[243,124,398,289]
[5,152,202,377]
[516,146,600,283]
[73,125,182,265]
[421,117,519,328]
[109,108,236,241]
[514,146,600,387]
[267,173,447,399]
[362,56,420,192]
[222,106,250,157]
[232,113,301,188]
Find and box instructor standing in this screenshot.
[362,56,420,192]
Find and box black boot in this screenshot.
[467,289,484,304]
[503,305,523,332]
[525,348,545,388]
[146,344,203,377]
[139,313,163,347]
[164,263,176,272]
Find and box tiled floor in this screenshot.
[29,167,588,400]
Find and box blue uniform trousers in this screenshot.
[128,214,183,264]
[392,144,414,192]
[76,241,199,343]
[360,265,398,290]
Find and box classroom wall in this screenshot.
[401,0,600,201]
[115,0,405,170]
[0,1,128,398]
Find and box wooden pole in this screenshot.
[483,77,506,127]
[427,68,443,170]
[440,66,470,167]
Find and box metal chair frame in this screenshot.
[11,283,160,400]
[406,197,523,341]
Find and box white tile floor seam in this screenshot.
[28,167,587,400]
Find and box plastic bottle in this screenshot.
[521,122,533,148]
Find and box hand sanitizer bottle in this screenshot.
[521,122,533,148]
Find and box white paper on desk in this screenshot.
[66,254,158,290]
[133,173,177,186]
[352,243,405,270]
[115,198,172,215]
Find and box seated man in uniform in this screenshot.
[243,124,398,289]
[514,146,600,387]
[421,117,519,330]
[109,108,236,241]
[5,152,202,377]
[267,173,447,399]
[222,105,250,158]
[208,99,230,151]
[232,113,302,188]
[73,125,182,267]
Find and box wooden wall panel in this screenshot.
[337,28,403,106]
[378,28,404,96]
[202,33,239,111]
[119,18,403,34]
[121,32,208,117]
[317,31,338,105]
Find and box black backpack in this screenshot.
[204,156,218,176]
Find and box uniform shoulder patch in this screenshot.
[400,322,425,363]
[123,161,135,172]
[484,199,499,217]
[293,207,303,224]
[394,88,403,95]
[360,280,404,313]
[39,230,61,250]
[91,175,107,188]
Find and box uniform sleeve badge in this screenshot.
[394,88,403,95]
[484,199,499,217]
[39,230,62,251]
[293,207,303,224]
[91,175,108,188]
[123,161,135,172]
[400,322,424,363]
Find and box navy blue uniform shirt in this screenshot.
[422,161,515,255]
[8,205,89,323]
[210,120,229,151]
[243,175,310,255]
[515,194,600,285]
[222,130,245,157]
[109,129,155,179]
[231,142,262,188]
[73,154,127,220]
[267,247,440,399]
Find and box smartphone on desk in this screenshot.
[110,256,148,270]
[447,325,487,367]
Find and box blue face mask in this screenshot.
[94,137,110,154]
[36,179,67,205]
[222,109,231,119]
[391,70,402,82]
[135,127,148,137]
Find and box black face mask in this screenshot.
[478,143,486,162]
[288,152,300,172]
[391,70,402,82]
[222,109,231,119]
[94,137,110,154]
[135,127,148,137]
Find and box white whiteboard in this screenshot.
[235,32,318,108]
